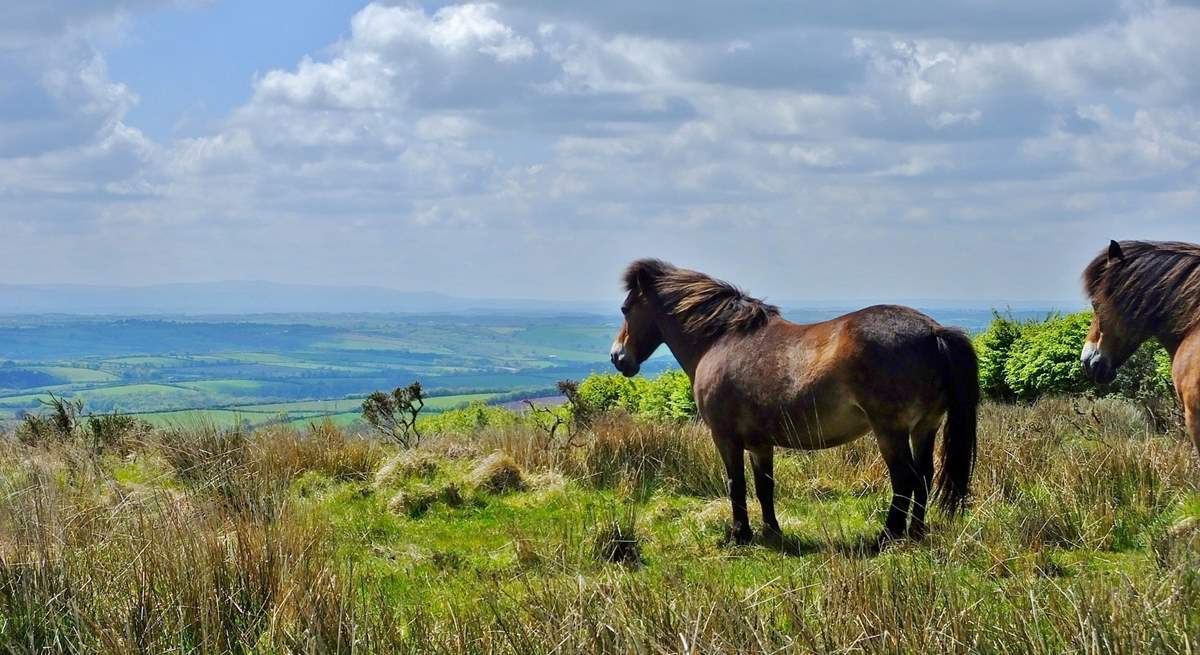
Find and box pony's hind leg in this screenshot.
[713,433,752,544]
[874,426,919,545]
[907,418,940,540]
[748,445,782,540]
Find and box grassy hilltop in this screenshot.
[2,396,1198,653]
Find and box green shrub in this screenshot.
[422,401,520,435]
[1111,341,1174,400]
[974,312,1024,400]
[576,371,696,421]
[637,370,696,421]
[1003,312,1093,400]
[86,412,151,454]
[575,374,642,414]
[987,311,1175,412]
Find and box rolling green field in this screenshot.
[0,309,1049,427]
[0,313,655,425]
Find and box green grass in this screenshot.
[234,398,365,414]
[287,411,362,428]
[129,392,504,429]
[188,352,372,372]
[2,398,1200,652]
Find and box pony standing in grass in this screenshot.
[1082,240,1200,457]
[610,259,979,545]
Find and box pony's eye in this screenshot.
[621,305,630,316]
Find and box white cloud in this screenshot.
[2,0,1200,301]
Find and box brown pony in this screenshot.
[610,259,979,545]
[1082,240,1200,456]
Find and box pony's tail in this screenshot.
[934,327,980,517]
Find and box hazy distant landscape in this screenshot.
[0,298,1067,428]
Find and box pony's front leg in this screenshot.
[713,433,752,544]
[1185,396,1200,461]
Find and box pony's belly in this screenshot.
[772,408,870,450]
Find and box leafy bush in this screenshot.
[361,382,425,448]
[86,412,151,454]
[575,374,643,414]
[973,311,1024,400]
[976,311,1175,419]
[421,401,520,435]
[576,371,696,421]
[16,394,148,454]
[1003,312,1094,400]
[636,370,696,421]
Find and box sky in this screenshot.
[1,1,1199,305]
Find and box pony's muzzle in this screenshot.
[610,343,639,377]
[1081,341,1117,385]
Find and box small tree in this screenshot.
[361,381,425,448]
[557,379,597,429]
[526,380,591,448]
[19,392,84,445]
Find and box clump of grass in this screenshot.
[386,482,465,518]
[388,486,438,517]
[591,508,643,566]
[1152,517,1200,570]
[374,450,439,488]
[256,420,384,482]
[468,452,526,494]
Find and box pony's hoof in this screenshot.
[726,524,753,546]
[875,529,903,549]
[762,524,784,546]
[907,524,928,541]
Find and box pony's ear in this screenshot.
[1108,240,1124,262]
[631,268,652,296]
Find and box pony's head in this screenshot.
[1081,240,1151,384]
[610,260,668,377]
[610,259,780,377]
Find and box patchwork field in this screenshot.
[0,308,1051,427]
[0,313,650,425]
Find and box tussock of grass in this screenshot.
[374,450,439,488]
[468,451,526,494]
[387,482,465,517]
[591,509,643,566]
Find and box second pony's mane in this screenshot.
[1083,240,1200,335]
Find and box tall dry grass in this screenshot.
[0,397,1197,653]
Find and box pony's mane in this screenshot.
[1083,240,1200,335]
[623,259,779,337]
